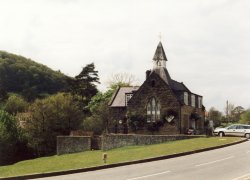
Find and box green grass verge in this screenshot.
[0,137,242,178]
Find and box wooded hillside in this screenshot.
[0,51,70,100]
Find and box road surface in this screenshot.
[37,140,250,180]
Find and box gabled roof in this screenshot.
[109,86,140,107]
[170,79,190,92]
[152,68,171,85]
[153,41,168,61]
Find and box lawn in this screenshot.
[0,137,242,178]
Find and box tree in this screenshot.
[240,109,250,125]
[0,51,69,101]
[0,86,8,102]
[26,93,83,156]
[232,106,245,122]
[87,89,114,113]
[107,72,137,89]
[4,94,28,115]
[83,89,114,134]
[208,107,222,127]
[0,110,31,165]
[71,63,99,110]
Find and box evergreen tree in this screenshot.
[72,63,100,110]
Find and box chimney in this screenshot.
[146,70,151,79]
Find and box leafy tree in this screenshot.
[4,94,28,115]
[239,109,250,124]
[208,107,222,127]
[26,93,83,156]
[0,86,8,102]
[82,86,118,135]
[0,110,18,165]
[71,63,99,110]
[232,106,245,122]
[83,89,114,134]
[0,110,31,165]
[82,114,105,135]
[87,89,114,113]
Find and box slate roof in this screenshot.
[153,41,168,61]
[152,68,171,85]
[109,86,140,107]
[170,79,190,92]
[109,41,201,108]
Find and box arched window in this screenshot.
[147,97,160,122]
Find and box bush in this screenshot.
[4,94,28,115]
[26,93,83,156]
[0,110,31,165]
[128,114,146,132]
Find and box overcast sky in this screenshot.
[0,0,250,112]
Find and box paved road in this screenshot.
[38,140,250,180]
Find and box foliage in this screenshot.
[0,110,31,165]
[146,121,164,133]
[0,86,8,102]
[70,63,100,110]
[82,88,115,134]
[87,89,114,113]
[26,93,83,156]
[128,114,146,132]
[82,115,104,135]
[83,97,112,134]
[239,109,250,125]
[3,94,28,115]
[0,137,241,178]
[0,110,18,165]
[231,106,245,122]
[0,51,69,101]
[208,107,223,127]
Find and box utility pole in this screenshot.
[226,100,229,122]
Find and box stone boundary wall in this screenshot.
[57,136,91,155]
[102,134,204,151]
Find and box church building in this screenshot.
[109,42,205,135]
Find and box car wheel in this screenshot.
[219,132,224,137]
[245,134,250,139]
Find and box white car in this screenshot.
[214,124,250,138]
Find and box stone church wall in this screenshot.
[101,134,203,151]
[181,105,205,134]
[57,136,91,155]
[127,73,181,134]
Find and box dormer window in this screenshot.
[184,92,188,105]
[125,93,133,106]
[198,97,202,108]
[191,94,195,107]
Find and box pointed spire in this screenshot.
[153,41,167,61]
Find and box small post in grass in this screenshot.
[102,153,107,164]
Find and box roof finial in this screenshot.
[158,32,162,41]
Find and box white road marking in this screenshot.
[195,156,234,167]
[232,173,250,180]
[126,170,171,180]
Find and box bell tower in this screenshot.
[151,41,171,85]
[153,41,167,69]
